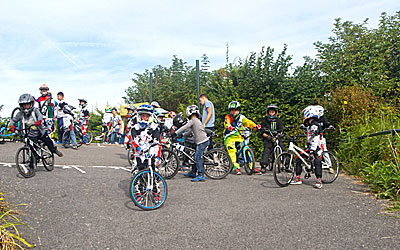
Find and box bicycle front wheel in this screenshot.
[273,152,294,187]
[86,131,93,145]
[321,151,340,184]
[203,149,232,179]
[130,170,168,210]
[243,147,256,175]
[159,149,179,179]
[42,145,54,171]
[16,147,36,178]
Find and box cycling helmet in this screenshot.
[137,104,154,128]
[173,112,187,128]
[63,105,75,116]
[228,101,241,119]
[105,106,112,113]
[39,83,49,91]
[314,105,324,117]
[125,104,137,111]
[151,101,160,108]
[186,105,200,118]
[78,98,87,108]
[302,106,320,125]
[169,111,176,118]
[18,94,35,115]
[266,104,278,119]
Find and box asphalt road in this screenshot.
[0,142,399,249]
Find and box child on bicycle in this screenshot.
[9,94,63,159]
[260,104,285,173]
[172,105,209,182]
[291,106,323,189]
[224,101,261,175]
[62,105,79,150]
[36,84,56,135]
[78,98,90,144]
[130,104,162,171]
[102,106,113,143]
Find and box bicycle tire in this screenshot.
[75,127,84,147]
[127,147,135,166]
[86,131,93,145]
[273,152,294,187]
[159,149,179,179]
[269,145,282,171]
[243,147,256,175]
[15,147,36,178]
[42,145,54,171]
[11,107,22,142]
[320,150,340,184]
[62,130,70,147]
[203,148,233,179]
[130,169,168,210]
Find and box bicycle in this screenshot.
[272,128,339,187]
[167,132,233,179]
[130,143,168,210]
[15,126,55,178]
[0,120,19,143]
[62,119,93,147]
[227,128,257,175]
[93,121,114,143]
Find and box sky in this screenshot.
[0,0,399,117]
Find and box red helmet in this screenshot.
[39,83,49,90]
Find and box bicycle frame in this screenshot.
[287,141,312,169]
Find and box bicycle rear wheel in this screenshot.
[127,147,135,166]
[16,147,36,178]
[86,131,93,145]
[243,147,256,175]
[159,149,179,179]
[273,152,294,187]
[11,107,22,142]
[203,148,232,179]
[321,151,339,184]
[42,145,54,171]
[130,170,168,210]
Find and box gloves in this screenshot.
[34,120,41,126]
[255,124,261,130]
[155,157,161,166]
[9,125,15,133]
[227,125,234,131]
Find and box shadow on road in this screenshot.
[115,153,127,160]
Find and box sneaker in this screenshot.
[180,165,189,171]
[191,175,205,182]
[136,193,143,202]
[72,145,78,150]
[54,149,64,157]
[235,168,241,175]
[314,179,323,189]
[290,178,302,185]
[153,193,160,202]
[260,164,267,174]
[184,172,197,178]
[254,168,262,175]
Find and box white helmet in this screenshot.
[314,105,324,117]
[186,105,200,118]
[78,98,87,108]
[137,104,154,128]
[302,106,320,125]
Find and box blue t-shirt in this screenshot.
[202,100,215,128]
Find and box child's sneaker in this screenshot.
[290,176,302,185]
[314,179,323,189]
[235,168,241,175]
[254,168,262,175]
[191,175,205,182]
[153,193,160,202]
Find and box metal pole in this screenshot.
[149,72,153,103]
[196,60,200,109]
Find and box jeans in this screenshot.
[64,127,77,146]
[192,140,209,176]
[110,132,122,144]
[57,118,63,143]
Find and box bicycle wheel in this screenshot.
[130,169,168,210]
[320,151,339,184]
[243,147,256,175]
[203,148,233,179]
[159,149,179,179]
[42,145,54,171]
[62,130,70,147]
[86,131,93,145]
[15,147,36,178]
[75,128,84,147]
[11,107,22,142]
[127,147,135,166]
[273,152,294,187]
[269,145,282,171]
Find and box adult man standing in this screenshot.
[199,93,215,149]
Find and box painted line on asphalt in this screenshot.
[0,162,130,173]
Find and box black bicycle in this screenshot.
[15,126,54,178]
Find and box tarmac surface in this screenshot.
[0,142,399,249]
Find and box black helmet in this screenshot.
[18,94,35,115]
[78,98,87,108]
[173,112,187,128]
[266,104,278,119]
[186,105,200,118]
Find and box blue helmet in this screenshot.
[137,104,154,128]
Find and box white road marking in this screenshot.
[71,165,86,174]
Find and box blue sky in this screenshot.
[1,0,399,117]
